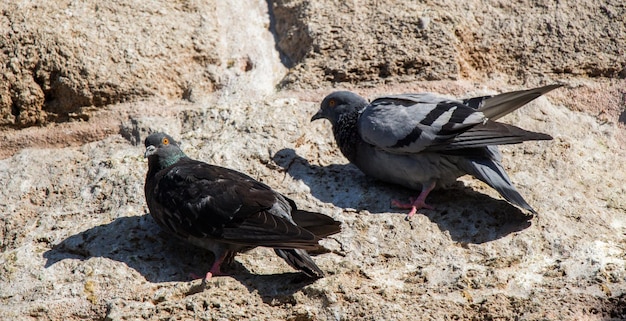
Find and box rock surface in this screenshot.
[1,0,625,320]
[274,0,626,87]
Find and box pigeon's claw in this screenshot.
[390,181,436,221]
[190,252,229,282]
[204,253,228,280]
[391,198,434,220]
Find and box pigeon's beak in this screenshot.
[144,145,157,158]
[311,110,324,122]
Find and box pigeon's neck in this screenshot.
[148,151,186,174]
[159,152,185,169]
[333,109,362,163]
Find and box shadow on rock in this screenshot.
[44,215,214,283]
[229,272,318,305]
[272,148,388,212]
[273,148,532,244]
[182,270,318,304]
[43,214,322,292]
[419,187,532,244]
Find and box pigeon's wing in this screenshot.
[290,209,341,238]
[470,84,562,120]
[357,93,486,153]
[425,121,553,151]
[425,85,560,150]
[152,158,319,249]
[221,193,341,248]
[219,211,320,249]
[358,85,559,153]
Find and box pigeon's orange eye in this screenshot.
[162,137,169,145]
[328,99,336,108]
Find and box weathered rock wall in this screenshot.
[1,1,222,126]
[273,0,626,87]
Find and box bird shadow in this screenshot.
[43,214,320,299]
[272,148,532,244]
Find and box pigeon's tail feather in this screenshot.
[291,210,341,238]
[458,153,537,214]
[274,248,325,279]
[478,84,562,121]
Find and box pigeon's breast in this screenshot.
[353,143,465,191]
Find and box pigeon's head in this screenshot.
[311,91,369,126]
[144,132,186,169]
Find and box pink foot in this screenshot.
[190,252,229,282]
[390,182,437,221]
[189,269,225,282]
[391,197,434,220]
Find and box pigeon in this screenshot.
[143,132,341,280]
[311,84,561,219]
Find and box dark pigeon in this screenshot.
[144,132,341,280]
[311,84,562,220]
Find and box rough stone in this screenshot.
[0,0,222,127]
[272,0,626,88]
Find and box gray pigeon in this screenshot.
[144,132,341,280]
[311,84,561,219]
